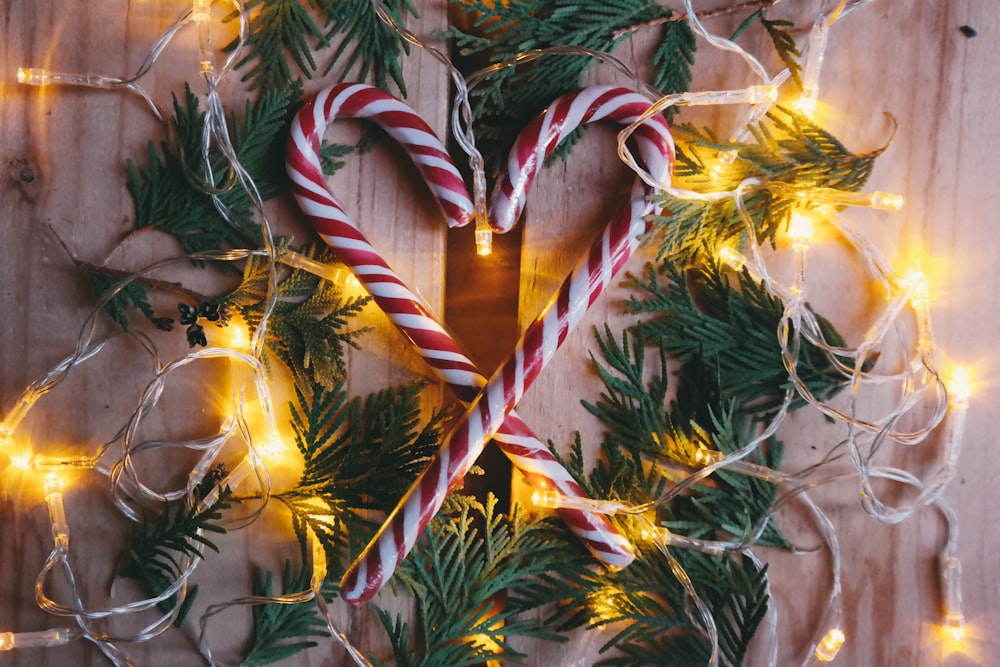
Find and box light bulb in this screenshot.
[717,246,745,271]
[814,628,845,662]
[787,211,816,249]
[476,227,493,257]
[947,367,972,408]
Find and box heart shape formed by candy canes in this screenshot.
[286,83,637,600]
[331,85,674,603]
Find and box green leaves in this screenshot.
[126,81,302,255]
[760,16,803,90]
[241,561,327,666]
[225,242,372,391]
[277,379,444,579]
[650,109,884,262]
[227,0,328,93]
[625,258,849,415]
[123,483,233,625]
[320,0,417,96]
[86,272,154,333]
[381,494,573,665]
[445,0,694,170]
[229,0,416,96]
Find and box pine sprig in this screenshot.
[381,494,571,665]
[445,0,693,170]
[650,109,885,261]
[624,258,849,416]
[240,560,327,666]
[225,242,372,390]
[277,379,444,579]
[320,0,417,96]
[760,15,802,90]
[86,272,154,333]
[123,484,233,624]
[126,81,302,255]
[226,0,329,92]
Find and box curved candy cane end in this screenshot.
[340,561,377,606]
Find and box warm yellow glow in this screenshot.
[222,320,250,352]
[791,94,818,118]
[476,228,493,257]
[814,628,845,662]
[871,191,904,210]
[43,472,63,497]
[947,366,972,407]
[717,245,745,271]
[786,211,816,248]
[257,431,288,461]
[692,448,722,466]
[901,268,931,309]
[11,452,31,471]
[943,614,965,642]
[469,632,503,654]
[589,586,624,622]
[531,488,560,509]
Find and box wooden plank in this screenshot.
[0,1,451,665]
[512,1,999,665]
[1,1,998,666]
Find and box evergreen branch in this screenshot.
[625,258,850,415]
[445,0,692,171]
[385,494,572,665]
[126,81,302,256]
[277,379,444,580]
[649,108,884,262]
[319,0,417,96]
[611,0,779,39]
[225,0,329,92]
[225,241,372,391]
[86,273,155,334]
[760,16,803,90]
[122,482,233,625]
[240,560,327,666]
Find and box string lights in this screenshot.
[3,0,973,664]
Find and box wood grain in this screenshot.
[0,1,997,666]
[511,2,999,666]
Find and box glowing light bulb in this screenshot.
[693,448,722,466]
[870,191,904,210]
[225,322,250,352]
[476,228,493,257]
[531,489,560,509]
[258,431,287,461]
[791,94,818,118]
[947,367,972,408]
[11,452,31,471]
[44,473,70,550]
[943,614,966,642]
[717,246,745,271]
[787,211,816,249]
[901,268,930,309]
[814,628,845,662]
[16,67,48,86]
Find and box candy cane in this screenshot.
[286,83,635,594]
[341,86,674,603]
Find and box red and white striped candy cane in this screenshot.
[286,83,635,601]
[341,86,674,603]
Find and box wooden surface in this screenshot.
[1,1,998,665]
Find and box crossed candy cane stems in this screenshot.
[341,86,675,603]
[286,83,634,595]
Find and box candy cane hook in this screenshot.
[341,86,674,603]
[286,84,635,604]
